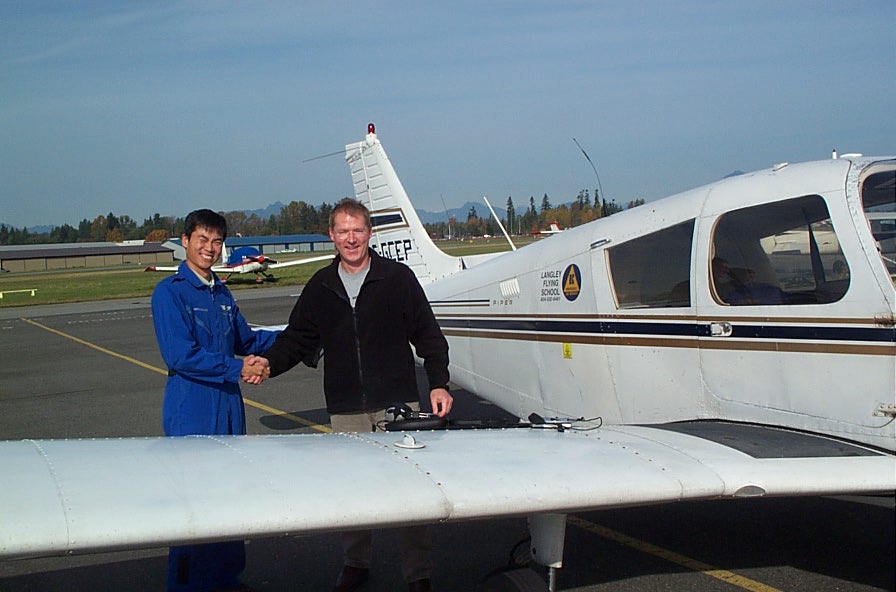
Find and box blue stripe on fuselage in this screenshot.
[436,317,896,343]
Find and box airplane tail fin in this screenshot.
[345,124,463,285]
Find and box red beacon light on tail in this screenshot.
[368,123,376,135]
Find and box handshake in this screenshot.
[241,355,270,385]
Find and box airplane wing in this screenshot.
[145,254,333,274]
[145,264,249,273]
[144,263,240,273]
[144,265,180,272]
[2,422,893,559]
[265,253,334,268]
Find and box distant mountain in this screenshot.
[237,200,488,224]
[416,201,491,224]
[0,222,54,234]
[241,201,287,220]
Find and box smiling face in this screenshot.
[182,225,224,280]
[329,211,372,273]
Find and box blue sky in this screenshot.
[2,1,894,229]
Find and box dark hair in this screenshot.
[330,198,371,229]
[184,209,227,239]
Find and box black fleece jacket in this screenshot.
[264,250,449,414]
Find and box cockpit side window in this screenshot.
[860,164,896,287]
[607,219,694,309]
[711,195,848,305]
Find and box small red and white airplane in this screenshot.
[146,245,333,282]
[538,221,564,235]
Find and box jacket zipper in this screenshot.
[332,264,369,412]
[351,306,365,411]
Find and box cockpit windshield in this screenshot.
[861,163,896,287]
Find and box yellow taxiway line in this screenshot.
[20,317,331,433]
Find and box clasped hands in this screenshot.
[241,355,270,385]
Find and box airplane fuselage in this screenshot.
[409,158,896,451]
[224,259,270,275]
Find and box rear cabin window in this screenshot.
[860,164,896,287]
[608,220,694,309]
[711,195,848,305]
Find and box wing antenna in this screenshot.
[573,137,605,203]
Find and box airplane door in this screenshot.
[695,192,896,446]
[592,219,705,425]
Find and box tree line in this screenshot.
[0,191,645,246]
[429,191,645,239]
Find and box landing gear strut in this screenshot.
[480,513,567,591]
[529,513,567,592]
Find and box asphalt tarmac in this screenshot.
[0,287,893,592]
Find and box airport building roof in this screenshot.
[0,242,172,260]
[0,235,334,272]
[166,234,330,247]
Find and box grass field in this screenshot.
[0,236,538,308]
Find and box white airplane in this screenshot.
[1,124,894,590]
[145,245,334,282]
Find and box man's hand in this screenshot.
[429,387,453,417]
[241,355,270,385]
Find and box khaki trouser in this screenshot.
[330,405,433,583]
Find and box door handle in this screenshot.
[709,321,733,337]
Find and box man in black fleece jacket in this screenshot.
[249,198,451,592]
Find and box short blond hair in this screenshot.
[330,198,371,229]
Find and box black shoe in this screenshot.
[333,565,369,592]
[408,578,432,592]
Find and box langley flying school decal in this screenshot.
[540,264,583,302]
[540,268,562,302]
[563,264,581,301]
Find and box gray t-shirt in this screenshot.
[338,263,370,307]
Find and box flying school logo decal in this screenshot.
[562,264,581,301]
[539,264,582,302]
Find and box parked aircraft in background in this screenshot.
[537,221,564,235]
[2,124,893,591]
[145,245,333,282]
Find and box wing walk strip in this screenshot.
[19,317,331,433]
[22,316,784,591]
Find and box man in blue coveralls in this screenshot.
[151,208,278,592]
